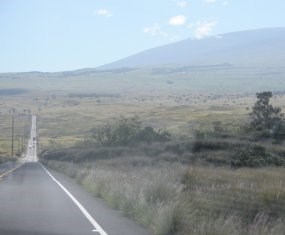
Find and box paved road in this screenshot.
[0,116,150,235]
[26,115,37,163]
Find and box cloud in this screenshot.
[96,9,112,18]
[192,21,217,39]
[176,0,188,8]
[169,15,187,26]
[143,23,168,37]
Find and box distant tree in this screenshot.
[250,91,285,139]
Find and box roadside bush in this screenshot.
[136,126,171,143]
[194,122,234,140]
[0,156,17,164]
[231,144,285,168]
[40,147,126,163]
[91,116,171,146]
[191,140,234,153]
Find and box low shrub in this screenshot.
[91,116,171,146]
[231,144,285,168]
[0,156,18,164]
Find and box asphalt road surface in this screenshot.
[0,116,150,235]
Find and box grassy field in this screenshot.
[43,158,285,235]
[1,66,285,234]
[1,65,285,150]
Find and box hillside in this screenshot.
[99,28,285,69]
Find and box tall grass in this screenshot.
[43,157,285,235]
[0,155,18,164]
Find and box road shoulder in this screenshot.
[44,165,151,235]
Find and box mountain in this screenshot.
[99,28,285,69]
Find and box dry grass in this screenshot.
[1,75,285,234]
[43,157,285,235]
[1,83,285,150]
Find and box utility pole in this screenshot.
[21,134,24,153]
[22,123,27,153]
[17,136,20,156]
[11,115,15,157]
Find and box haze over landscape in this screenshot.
[1,0,285,72]
[100,28,285,69]
[0,1,285,235]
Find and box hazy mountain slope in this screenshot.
[99,28,285,69]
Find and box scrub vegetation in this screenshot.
[41,92,285,235]
[43,159,285,235]
[0,71,285,234]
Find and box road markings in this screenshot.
[0,163,25,179]
[39,163,108,235]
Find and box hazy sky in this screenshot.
[1,0,284,72]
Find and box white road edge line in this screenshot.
[39,163,108,235]
[0,163,25,178]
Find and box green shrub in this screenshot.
[91,116,171,146]
[136,126,171,143]
[231,144,285,168]
[191,140,233,153]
